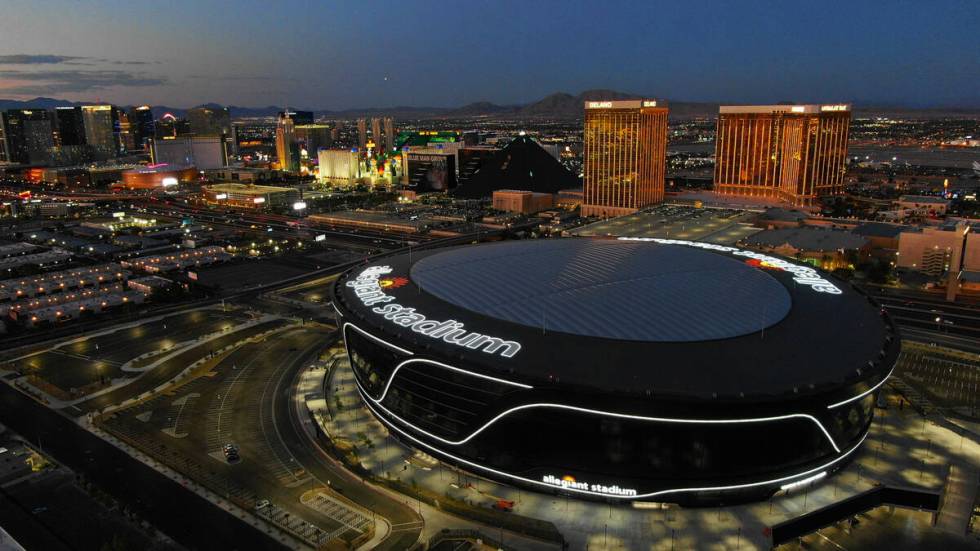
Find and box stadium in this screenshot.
[331,238,900,504]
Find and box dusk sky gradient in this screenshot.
[1,0,977,109]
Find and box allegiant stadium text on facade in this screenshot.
[542,475,638,497]
[345,266,522,358]
[618,237,843,294]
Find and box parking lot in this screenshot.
[573,204,761,244]
[896,347,980,418]
[3,307,253,398]
[777,505,980,550]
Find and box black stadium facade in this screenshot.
[331,238,899,504]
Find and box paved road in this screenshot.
[99,324,423,549]
[860,286,980,343]
[276,336,425,551]
[0,383,287,551]
[898,327,980,354]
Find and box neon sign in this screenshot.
[542,475,637,497]
[346,266,522,358]
[587,101,613,108]
[617,238,843,295]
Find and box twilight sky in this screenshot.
[1,0,977,109]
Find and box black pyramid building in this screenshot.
[452,135,580,199]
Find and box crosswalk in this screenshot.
[300,491,373,541]
[256,501,335,547]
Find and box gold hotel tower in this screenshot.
[582,100,668,218]
[713,104,851,205]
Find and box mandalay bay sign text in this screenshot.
[345,265,522,358]
[618,237,843,295]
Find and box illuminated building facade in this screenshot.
[81,105,121,156]
[188,106,232,137]
[275,112,298,172]
[357,118,368,150]
[204,183,299,209]
[119,165,199,190]
[128,105,155,150]
[714,105,851,205]
[295,124,332,159]
[318,149,361,183]
[333,238,898,504]
[154,114,191,140]
[492,189,554,213]
[188,106,235,156]
[402,151,457,191]
[117,111,136,152]
[151,136,228,170]
[582,100,668,218]
[278,110,313,125]
[371,118,382,151]
[383,117,395,152]
[54,106,86,147]
[0,109,54,164]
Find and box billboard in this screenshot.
[406,152,456,192]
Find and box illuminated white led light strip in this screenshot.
[618,237,842,294]
[779,471,826,491]
[343,322,414,356]
[374,397,841,453]
[826,364,896,410]
[376,358,532,402]
[357,384,868,500]
[342,321,841,452]
[340,320,530,398]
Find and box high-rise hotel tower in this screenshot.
[581,100,668,218]
[714,104,850,205]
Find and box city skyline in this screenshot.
[0,3,978,550]
[1,0,978,110]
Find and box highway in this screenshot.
[135,199,423,249]
[858,285,980,348]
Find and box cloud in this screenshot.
[0,54,87,65]
[0,69,168,95]
[0,54,160,67]
[111,60,159,66]
[187,74,298,83]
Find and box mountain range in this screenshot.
[1,90,978,120]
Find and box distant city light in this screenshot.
[293,201,307,210]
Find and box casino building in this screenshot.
[331,238,899,503]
